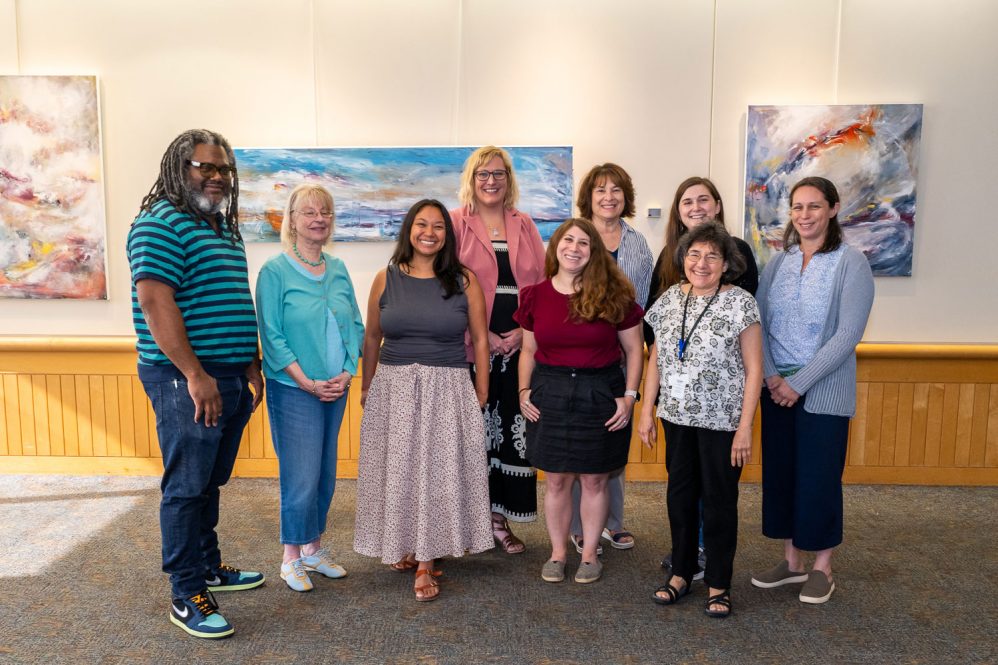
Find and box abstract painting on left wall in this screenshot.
[0,76,108,299]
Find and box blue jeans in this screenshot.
[143,375,253,598]
[266,379,347,545]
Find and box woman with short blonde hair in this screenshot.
[256,183,363,592]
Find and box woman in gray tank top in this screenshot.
[353,199,492,602]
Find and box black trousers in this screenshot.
[760,388,850,551]
[662,419,743,590]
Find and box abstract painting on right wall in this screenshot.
[744,104,923,276]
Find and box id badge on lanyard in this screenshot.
[668,372,689,400]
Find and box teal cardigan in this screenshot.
[256,252,364,384]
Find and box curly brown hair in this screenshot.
[545,218,636,324]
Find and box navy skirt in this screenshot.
[526,363,629,474]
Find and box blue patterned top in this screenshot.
[766,245,845,373]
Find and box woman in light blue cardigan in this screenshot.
[256,184,364,592]
[750,177,873,605]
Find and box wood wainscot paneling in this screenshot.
[1,338,996,486]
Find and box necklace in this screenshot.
[293,243,324,267]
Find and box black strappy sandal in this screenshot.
[652,579,691,605]
[705,590,732,618]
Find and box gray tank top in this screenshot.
[378,264,469,368]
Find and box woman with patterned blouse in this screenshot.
[638,222,762,618]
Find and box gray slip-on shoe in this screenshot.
[751,560,809,588]
[541,559,566,583]
[799,570,835,604]
[574,560,603,584]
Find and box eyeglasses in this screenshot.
[293,209,334,219]
[474,169,508,182]
[685,250,723,264]
[187,160,236,178]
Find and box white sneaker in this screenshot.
[301,547,347,579]
[280,558,314,592]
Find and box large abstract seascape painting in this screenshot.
[744,104,922,276]
[0,76,108,298]
[234,146,573,242]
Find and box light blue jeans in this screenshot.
[266,379,348,545]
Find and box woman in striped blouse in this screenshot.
[567,163,653,554]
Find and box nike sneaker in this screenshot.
[170,590,233,639]
[206,563,265,591]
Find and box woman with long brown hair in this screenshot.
[649,177,757,306]
[566,163,653,554]
[515,218,644,585]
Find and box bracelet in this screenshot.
[624,389,639,400]
[519,387,530,394]
[310,380,318,395]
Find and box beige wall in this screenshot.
[0,1,16,67]
[1,0,995,342]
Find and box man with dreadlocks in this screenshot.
[127,129,265,639]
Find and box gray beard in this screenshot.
[186,188,228,215]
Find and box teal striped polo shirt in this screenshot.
[127,199,258,377]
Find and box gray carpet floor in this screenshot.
[0,475,994,664]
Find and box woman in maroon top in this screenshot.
[515,218,643,585]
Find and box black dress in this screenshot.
[470,240,537,522]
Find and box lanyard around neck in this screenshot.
[677,283,721,362]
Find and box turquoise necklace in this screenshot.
[293,243,324,267]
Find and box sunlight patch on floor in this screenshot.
[0,475,159,578]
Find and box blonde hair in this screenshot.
[280,184,335,250]
[457,145,519,212]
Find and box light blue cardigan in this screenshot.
[756,245,874,417]
[256,253,364,383]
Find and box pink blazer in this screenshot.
[450,204,547,362]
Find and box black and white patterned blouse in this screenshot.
[644,284,760,431]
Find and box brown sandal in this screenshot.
[491,514,525,555]
[414,568,441,602]
[390,554,417,572]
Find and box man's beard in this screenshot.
[185,186,229,215]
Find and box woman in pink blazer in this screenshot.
[451,145,547,554]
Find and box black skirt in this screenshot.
[526,363,629,474]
